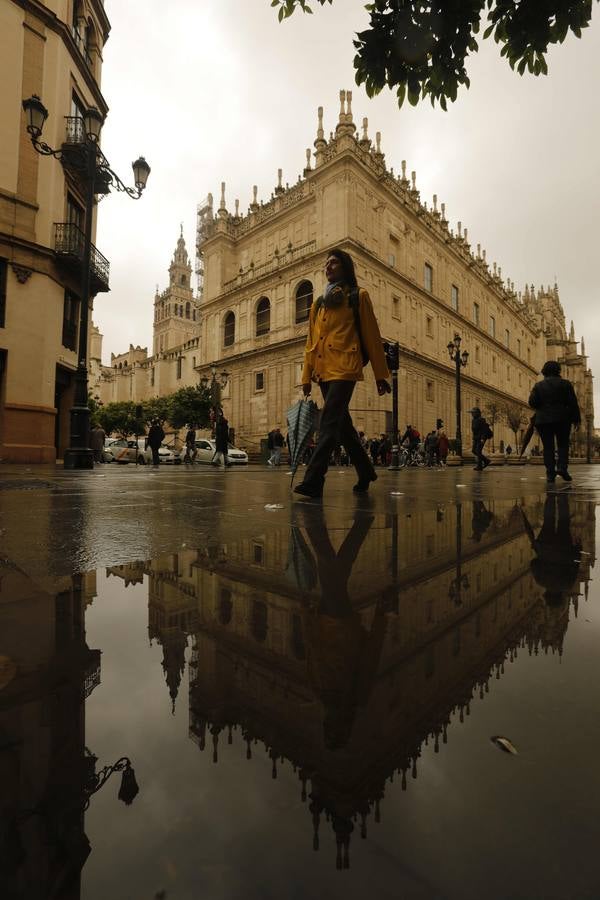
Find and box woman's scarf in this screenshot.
[322,281,346,309]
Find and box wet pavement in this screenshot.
[1,463,600,898]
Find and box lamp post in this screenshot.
[447,333,469,459]
[22,95,150,469]
[383,340,401,469]
[200,365,230,427]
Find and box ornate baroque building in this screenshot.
[1,0,111,461]
[98,90,594,451]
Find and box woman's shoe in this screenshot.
[557,470,572,482]
[353,472,378,493]
[293,482,323,499]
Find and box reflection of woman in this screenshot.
[293,506,386,750]
[521,493,581,606]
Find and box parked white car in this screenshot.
[103,438,181,465]
[194,439,248,465]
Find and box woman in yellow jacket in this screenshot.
[295,248,390,499]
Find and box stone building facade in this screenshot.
[99,90,593,453]
[1,0,111,461]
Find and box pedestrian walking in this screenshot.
[379,433,392,466]
[294,248,391,498]
[424,430,438,467]
[183,425,197,464]
[369,437,380,465]
[147,419,165,467]
[212,414,231,468]
[437,430,449,465]
[89,422,106,464]
[470,408,492,470]
[267,427,285,466]
[528,360,581,483]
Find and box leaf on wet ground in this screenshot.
[490,735,518,755]
[264,503,284,510]
[390,491,404,496]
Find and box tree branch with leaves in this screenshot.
[270,0,597,109]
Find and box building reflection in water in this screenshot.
[0,568,137,898]
[106,493,595,870]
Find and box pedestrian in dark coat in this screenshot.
[212,415,230,468]
[470,408,491,470]
[529,360,580,483]
[437,430,449,465]
[147,420,165,467]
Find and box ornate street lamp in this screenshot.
[21,95,150,468]
[200,366,230,415]
[448,502,469,606]
[447,333,469,459]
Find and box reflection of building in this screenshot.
[0,566,100,896]
[114,497,594,867]
[1,0,111,461]
[99,90,593,451]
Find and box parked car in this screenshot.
[194,439,248,465]
[103,438,181,465]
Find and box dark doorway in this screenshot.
[55,365,74,459]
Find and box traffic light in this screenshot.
[383,340,400,371]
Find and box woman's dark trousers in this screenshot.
[536,422,571,476]
[302,381,375,490]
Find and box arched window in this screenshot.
[295,280,313,324]
[181,275,186,286]
[255,297,270,336]
[180,305,184,317]
[251,600,268,642]
[185,302,190,319]
[223,311,235,347]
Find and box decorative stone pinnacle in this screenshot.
[339,89,346,121]
[375,131,382,154]
[457,221,462,238]
[477,243,481,258]
[346,90,353,122]
[234,199,239,217]
[250,184,259,212]
[305,148,311,170]
[275,167,284,195]
[362,117,368,140]
[411,171,417,190]
[401,160,408,183]
[441,202,446,221]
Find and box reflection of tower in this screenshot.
[0,567,101,897]
[146,552,198,712]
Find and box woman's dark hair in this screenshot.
[541,360,561,377]
[328,248,358,288]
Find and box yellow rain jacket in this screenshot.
[301,286,389,385]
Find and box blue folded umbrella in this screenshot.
[286,398,319,486]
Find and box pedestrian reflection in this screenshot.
[293,506,384,751]
[521,492,582,608]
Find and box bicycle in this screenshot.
[398,446,426,468]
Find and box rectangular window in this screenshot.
[489,315,496,338]
[176,357,182,379]
[61,290,79,350]
[505,328,510,348]
[473,302,480,326]
[150,368,155,387]
[253,543,264,565]
[255,371,264,391]
[451,284,459,311]
[424,262,433,293]
[426,380,434,402]
[392,295,402,320]
[0,258,7,328]
[517,338,521,357]
[475,345,480,363]
[67,194,84,231]
[426,315,433,337]
[388,253,396,268]
[492,355,497,373]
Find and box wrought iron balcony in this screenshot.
[54,222,110,293]
[64,115,86,145]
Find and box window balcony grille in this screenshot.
[54,222,110,293]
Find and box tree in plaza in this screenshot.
[270,0,597,109]
[483,399,504,452]
[96,402,145,439]
[503,402,529,452]
[87,391,103,423]
[167,386,212,430]
[142,396,171,426]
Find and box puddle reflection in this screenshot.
[0,493,597,896]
